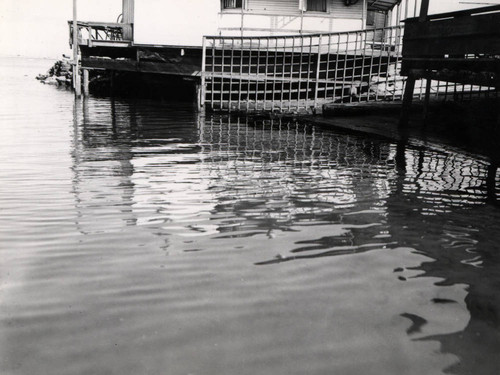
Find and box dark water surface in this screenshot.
[1,57,500,375]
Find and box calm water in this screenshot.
[1,57,500,375]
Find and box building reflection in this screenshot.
[388,138,500,375]
[71,97,138,235]
[70,98,500,373]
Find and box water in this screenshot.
[1,57,499,375]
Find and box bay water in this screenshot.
[1,57,499,375]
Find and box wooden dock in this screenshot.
[400,3,500,124]
[69,4,500,115]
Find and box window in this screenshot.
[306,0,327,12]
[222,0,243,9]
[367,11,376,26]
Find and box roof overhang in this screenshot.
[367,0,402,12]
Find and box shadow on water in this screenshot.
[71,97,500,374]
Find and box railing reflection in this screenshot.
[69,101,500,373]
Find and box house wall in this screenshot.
[134,0,365,46]
[134,0,220,46]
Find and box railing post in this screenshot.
[314,35,322,110]
[199,36,207,111]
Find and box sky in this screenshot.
[0,0,499,59]
[0,0,121,58]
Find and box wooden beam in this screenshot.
[419,0,430,22]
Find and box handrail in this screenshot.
[68,20,133,45]
[204,25,403,40]
[67,21,126,28]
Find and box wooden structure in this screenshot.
[400,3,500,123]
[69,0,403,97]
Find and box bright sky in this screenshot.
[0,0,121,58]
[0,0,498,58]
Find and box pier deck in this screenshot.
[400,4,500,122]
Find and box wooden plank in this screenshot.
[405,4,500,22]
[402,57,500,73]
[403,35,500,57]
[81,58,202,76]
[404,13,500,41]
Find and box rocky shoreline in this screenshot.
[36,58,73,86]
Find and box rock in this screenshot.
[55,76,71,85]
[42,76,59,85]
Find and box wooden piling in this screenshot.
[72,0,81,97]
[83,69,89,96]
[400,0,430,126]
[423,76,432,120]
[400,74,416,126]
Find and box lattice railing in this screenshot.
[201,25,497,113]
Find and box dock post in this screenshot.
[72,0,81,97]
[110,70,115,96]
[83,69,89,96]
[400,74,416,127]
[199,36,207,111]
[400,0,430,126]
[422,76,432,120]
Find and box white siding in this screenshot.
[247,0,300,13]
[246,0,363,18]
[134,0,219,46]
[133,0,365,46]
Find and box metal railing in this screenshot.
[201,24,497,113]
[68,21,132,47]
[202,26,404,112]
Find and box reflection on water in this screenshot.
[1,57,500,375]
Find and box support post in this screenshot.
[313,35,322,110]
[72,0,81,97]
[110,70,115,96]
[400,74,416,127]
[423,76,432,120]
[83,69,89,96]
[419,0,430,22]
[362,0,367,28]
[400,0,430,126]
[199,36,207,111]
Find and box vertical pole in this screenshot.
[400,0,430,126]
[199,36,207,111]
[300,9,304,34]
[400,73,416,127]
[423,76,431,120]
[83,69,89,96]
[362,0,367,29]
[314,35,322,110]
[240,2,244,37]
[72,0,81,97]
[419,0,430,22]
[110,70,115,96]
